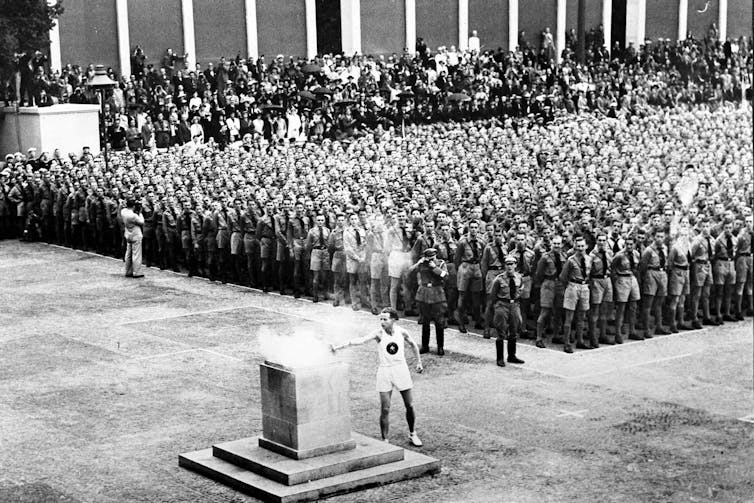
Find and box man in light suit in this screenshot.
[121,198,145,278]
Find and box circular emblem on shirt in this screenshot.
[386,342,399,355]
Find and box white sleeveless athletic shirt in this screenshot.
[377,327,407,367]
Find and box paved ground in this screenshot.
[0,240,753,503]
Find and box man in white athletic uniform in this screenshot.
[331,308,424,446]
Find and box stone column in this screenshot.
[48,0,62,72]
[245,0,258,59]
[340,0,362,55]
[181,0,196,69]
[678,0,688,41]
[625,0,646,47]
[115,0,131,76]
[305,0,317,59]
[508,0,518,51]
[602,0,611,55]
[458,0,469,50]
[718,0,727,41]
[405,0,416,54]
[556,0,566,61]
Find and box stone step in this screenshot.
[179,444,440,503]
[213,433,405,485]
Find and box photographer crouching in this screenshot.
[121,197,145,278]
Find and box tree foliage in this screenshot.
[0,0,64,78]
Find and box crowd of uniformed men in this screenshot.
[1,99,752,365]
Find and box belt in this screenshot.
[462,260,480,264]
[694,259,709,264]
[487,267,502,271]
[497,299,519,304]
[617,272,633,277]
[590,275,606,279]
[313,246,327,250]
[569,280,588,285]
[673,264,689,270]
[334,248,344,252]
[717,258,733,262]
[737,253,752,257]
[422,282,440,287]
[544,275,558,280]
[647,266,662,270]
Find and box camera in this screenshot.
[134,201,142,213]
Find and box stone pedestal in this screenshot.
[0,105,100,157]
[259,361,355,459]
[179,360,440,502]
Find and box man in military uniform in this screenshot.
[190,199,205,277]
[154,195,166,269]
[534,234,566,348]
[202,200,218,281]
[666,220,693,332]
[454,219,484,333]
[256,200,277,292]
[141,189,156,267]
[437,222,458,325]
[690,219,715,327]
[733,215,752,319]
[588,233,613,347]
[275,199,293,294]
[489,255,526,366]
[344,213,367,310]
[513,231,535,338]
[639,228,669,337]
[408,248,448,355]
[214,197,231,283]
[612,234,641,343]
[712,221,737,323]
[481,226,506,338]
[287,201,310,298]
[328,213,347,306]
[241,199,259,287]
[228,198,245,284]
[178,196,196,276]
[560,235,591,353]
[306,214,331,302]
[162,196,180,273]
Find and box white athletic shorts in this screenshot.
[376,364,413,392]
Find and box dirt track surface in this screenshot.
[1,241,752,503]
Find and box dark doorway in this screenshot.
[316,0,342,56]
[611,0,627,52]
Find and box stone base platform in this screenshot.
[179,433,440,503]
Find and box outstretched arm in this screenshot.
[330,332,378,352]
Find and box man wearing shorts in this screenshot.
[330,308,424,447]
[588,233,613,347]
[612,234,641,343]
[560,235,591,353]
[666,221,692,332]
[305,214,331,302]
[255,200,276,292]
[534,235,566,348]
[733,216,752,319]
[640,228,669,337]
[712,221,737,323]
[690,219,715,327]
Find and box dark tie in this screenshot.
[355,229,361,246]
[658,246,665,269]
[427,234,434,249]
[318,225,324,246]
[706,237,712,259]
[600,250,607,275]
[519,250,528,275]
[402,227,409,250]
[271,216,276,234]
[726,235,733,258]
[554,253,562,276]
[580,256,587,279]
[612,236,619,254]
[628,251,635,271]
[495,243,505,266]
[471,240,478,261]
[223,209,228,228]
[509,274,516,300]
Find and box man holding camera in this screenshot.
[121,198,145,278]
[408,247,448,355]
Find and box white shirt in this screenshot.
[468,36,480,52]
[377,326,408,367]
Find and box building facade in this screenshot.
[48,0,753,74]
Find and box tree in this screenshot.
[0,0,64,80]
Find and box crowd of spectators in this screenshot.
[4,27,752,149]
[1,28,752,353]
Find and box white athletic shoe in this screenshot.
[383,438,390,443]
[408,431,423,447]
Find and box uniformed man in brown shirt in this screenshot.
[306,214,331,302]
[489,255,526,366]
[481,226,506,338]
[559,235,591,353]
[408,248,448,355]
[639,227,670,337]
[612,234,640,343]
[588,233,614,347]
[690,218,715,327]
[534,235,566,348]
[734,215,752,319]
